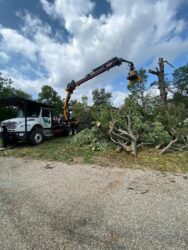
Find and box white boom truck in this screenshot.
[0,96,75,147]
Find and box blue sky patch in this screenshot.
[0,0,187,105]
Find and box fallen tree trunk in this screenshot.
[160,135,179,154]
[109,113,138,156]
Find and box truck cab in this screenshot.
[15,106,52,130]
[0,97,55,145]
[0,96,76,147]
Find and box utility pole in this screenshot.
[149,57,167,104]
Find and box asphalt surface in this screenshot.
[0,157,188,250]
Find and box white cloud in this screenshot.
[0,51,10,62]
[1,68,49,97]
[0,0,188,106]
[16,11,52,36]
[0,28,37,61]
[40,0,95,30]
[38,0,187,92]
[146,85,160,98]
[40,0,55,17]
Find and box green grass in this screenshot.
[0,137,96,164]
[0,137,188,172]
[95,148,188,173]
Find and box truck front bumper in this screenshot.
[0,129,28,141]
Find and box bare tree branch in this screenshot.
[160,135,179,154]
[136,142,144,148]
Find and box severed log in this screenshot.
[159,136,179,154]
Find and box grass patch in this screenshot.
[95,148,188,173]
[0,137,188,172]
[0,137,97,164]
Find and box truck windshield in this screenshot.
[17,107,40,118]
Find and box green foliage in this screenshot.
[116,97,147,135]
[144,122,171,145]
[0,73,31,121]
[0,73,31,99]
[122,96,144,118]
[72,128,97,146]
[71,90,113,132]
[71,127,111,151]
[91,105,113,135]
[154,103,188,151]
[71,100,94,130]
[157,103,187,130]
[172,92,188,109]
[131,113,148,133]
[14,89,31,99]
[173,64,188,95]
[38,85,63,115]
[92,88,112,106]
[81,95,88,107]
[0,73,12,91]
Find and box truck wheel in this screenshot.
[29,129,44,146]
[68,129,73,136]
[69,127,77,136]
[73,128,77,135]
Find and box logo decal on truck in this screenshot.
[43,118,50,124]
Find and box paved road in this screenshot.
[0,157,188,250]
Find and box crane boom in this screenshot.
[63,57,140,121]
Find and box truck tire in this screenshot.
[69,127,77,135]
[68,128,73,136]
[29,128,44,146]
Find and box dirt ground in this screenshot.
[0,157,188,250]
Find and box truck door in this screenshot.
[41,108,52,129]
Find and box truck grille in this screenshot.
[1,122,17,130]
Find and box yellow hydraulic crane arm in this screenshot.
[63,57,141,121]
[63,81,79,121]
[63,92,71,121]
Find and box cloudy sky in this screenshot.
[0,0,188,105]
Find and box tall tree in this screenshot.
[173,64,188,95]
[0,73,31,99]
[14,89,31,99]
[38,85,64,115]
[0,73,12,88]
[70,98,94,130]
[92,88,112,106]
[0,73,31,121]
[149,58,174,104]
[81,95,88,108]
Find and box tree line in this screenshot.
[0,63,188,154]
[70,64,188,155]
